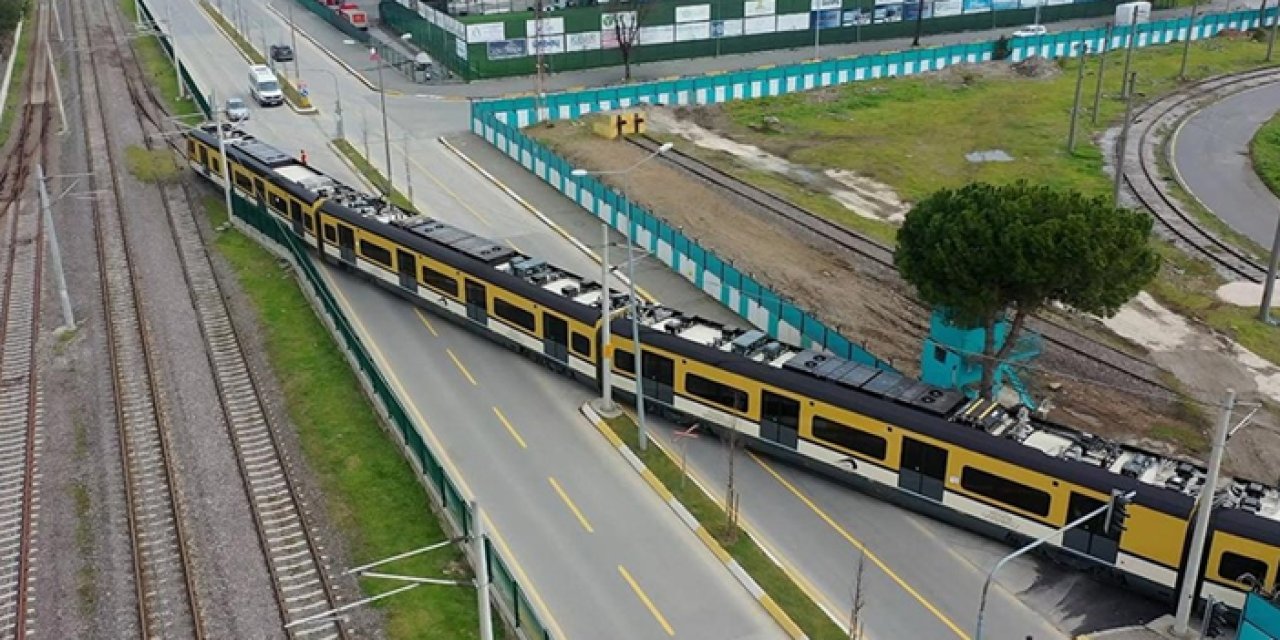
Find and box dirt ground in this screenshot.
[522,117,1257,477]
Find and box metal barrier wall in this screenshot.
[292,0,372,44]
[470,5,1274,369]
[137,0,556,633]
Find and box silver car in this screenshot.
[225,97,250,122]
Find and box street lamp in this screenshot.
[372,32,412,199]
[571,141,673,450]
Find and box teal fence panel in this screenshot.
[1243,592,1280,640]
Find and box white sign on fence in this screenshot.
[676,4,711,22]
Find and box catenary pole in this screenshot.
[1120,8,1139,99]
[1172,390,1235,635]
[600,221,614,410]
[1261,211,1280,323]
[1067,43,1089,153]
[36,164,75,330]
[1179,2,1199,81]
[471,502,494,640]
[1091,23,1112,125]
[1113,72,1136,205]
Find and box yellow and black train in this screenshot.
[186,124,1280,613]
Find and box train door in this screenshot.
[760,390,800,449]
[337,225,355,265]
[643,351,674,409]
[543,313,569,365]
[899,437,947,501]
[1063,492,1119,564]
[396,249,416,293]
[464,280,487,324]
[289,200,305,236]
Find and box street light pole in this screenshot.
[599,221,614,411]
[375,55,393,198]
[1172,390,1235,635]
[288,0,300,81]
[624,176,648,451]
[975,495,1130,640]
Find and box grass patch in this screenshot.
[201,196,478,638]
[716,37,1271,203]
[197,0,312,110]
[125,145,183,183]
[1250,107,1280,200]
[119,0,199,118]
[332,138,418,212]
[602,413,847,640]
[0,14,32,149]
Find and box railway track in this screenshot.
[71,0,205,635]
[101,0,349,635]
[1122,66,1280,283]
[0,5,54,638]
[626,135,1177,394]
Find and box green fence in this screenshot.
[293,0,372,44]
[228,190,556,639]
[383,0,1117,80]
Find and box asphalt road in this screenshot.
[147,2,1168,638]
[1172,81,1280,248]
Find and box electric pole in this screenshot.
[1120,9,1139,99]
[1113,72,1136,205]
[1179,1,1198,81]
[1068,42,1089,153]
[1091,22,1112,124]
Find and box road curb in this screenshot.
[579,402,808,640]
[436,135,660,304]
[260,1,377,91]
[198,1,318,115]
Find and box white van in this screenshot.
[247,64,283,107]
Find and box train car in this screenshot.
[185,124,1280,612]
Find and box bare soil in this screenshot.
[525,120,1233,475]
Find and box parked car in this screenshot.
[225,97,249,122]
[1011,24,1048,38]
[270,44,294,62]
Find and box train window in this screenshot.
[960,467,1051,517]
[493,298,536,332]
[1217,552,1269,586]
[291,200,303,220]
[614,349,635,373]
[323,225,336,243]
[762,391,800,429]
[234,171,253,190]
[685,372,748,412]
[359,240,392,267]
[421,265,458,297]
[571,332,591,357]
[812,415,886,461]
[268,193,287,213]
[643,352,674,386]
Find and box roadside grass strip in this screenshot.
[588,406,847,640]
[332,138,418,213]
[0,17,29,149]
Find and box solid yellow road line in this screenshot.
[413,308,438,337]
[322,272,567,639]
[618,565,675,637]
[492,406,528,449]
[548,477,594,533]
[446,348,478,386]
[749,451,971,640]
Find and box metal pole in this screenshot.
[378,61,393,197]
[1120,9,1138,100]
[289,1,300,81]
[1269,3,1279,62]
[361,110,370,161]
[471,502,494,640]
[333,73,345,140]
[1180,2,1198,81]
[404,134,413,206]
[1172,390,1235,635]
[911,0,925,47]
[46,42,67,135]
[814,14,821,59]
[1198,595,1216,640]
[975,500,1116,640]
[215,90,235,225]
[1034,2,1041,24]
[36,164,75,330]
[1261,210,1280,323]
[1067,43,1088,153]
[1113,72,1136,205]
[600,221,614,411]
[1091,23,1111,125]
[626,173,646,452]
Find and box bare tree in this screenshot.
[847,552,867,640]
[723,424,741,543]
[611,3,650,83]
